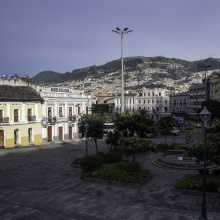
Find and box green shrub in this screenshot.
[97,151,105,158]
[206,178,220,192]
[198,169,210,175]
[102,151,122,163]
[117,161,143,173]
[212,169,220,176]
[157,143,170,150]
[85,162,149,183]
[73,157,86,166]
[80,154,102,173]
[170,142,182,150]
[175,173,220,193]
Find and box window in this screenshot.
[48,107,52,118]
[78,106,81,115]
[144,93,146,96]
[28,128,33,143]
[139,100,141,103]
[152,100,154,103]
[14,109,19,122]
[148,93,150,96]
[69,107,72,116]
[159,92,161,96]
[148,100,150,103]
[14,129,19,145]
[144,100,145,103]
[153,92,154,96]
[59,107,63,117]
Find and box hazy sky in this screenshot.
[1,0,220,77]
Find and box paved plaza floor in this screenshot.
[0,139,219,220]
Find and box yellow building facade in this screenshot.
[0,78,44,148]
[210,76,220,101]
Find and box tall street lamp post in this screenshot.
[200,65,210,101]
[112,27,133,112]
[199,107,212,220]
[84,123,89,157]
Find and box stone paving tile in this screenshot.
[0,140,219,220]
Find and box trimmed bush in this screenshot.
[157,143,170,151]
[102,151,122,163]
[84,161,149,184]
[206,178,220,192]
[175,173,220,193]
[73,157,86,166]
[170,142,182,150]
[80,154,102,173]
[198,169,210,175]
[212,169,220,176]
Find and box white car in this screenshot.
[170,127,179,135]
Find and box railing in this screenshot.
[68,116,76,121]
[47,117,57,124]
[27,116,36,122]
[0,117,9,123]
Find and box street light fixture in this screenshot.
[84,123,89,157]
[200,65,210,101]
[112,27,133,112]
[199,106,212,220]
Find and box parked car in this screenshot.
[192,123,202,128]
[170,127,179,135]
[146,130,158,138]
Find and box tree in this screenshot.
[118,137,157,161]
[188,122,220,165]
[157,116,175,144]
[198,99,220,122]
[113,110,135,137]
[133,109,156,138]
[79,115,104,153]
[113,109,156,138]
[105,131,120,150]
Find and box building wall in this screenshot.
[0,101,42,148]
[210,76,220,101]
[39,86,93,143]
[1,120,42,148]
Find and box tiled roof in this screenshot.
[0,85,44,101]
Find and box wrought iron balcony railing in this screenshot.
[0,117,9,123]
[27,116,36,122]
[47,117,57,124]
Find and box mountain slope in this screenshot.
[32,71,62,84]
[31,57,220,86]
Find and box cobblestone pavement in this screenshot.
[0,139,219,220]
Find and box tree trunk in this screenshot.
[132,153,136,161]
[165,135,167,144]
[94,139,98,153]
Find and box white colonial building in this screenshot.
[114,93,139,113]
[35,86,93,144]
[137,88,170,120]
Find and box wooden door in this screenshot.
[47,126,52,141]
[28,109,32,121]
[59,127,63,141]
[14,109,19,122]
[0,130,4,146]
[69,126,72,139]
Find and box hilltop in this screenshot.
[32,56,220,93]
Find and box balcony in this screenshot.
[47,117,57,125]
[0,117,9,124]
[27,116,36,122]
[68,115,76,122]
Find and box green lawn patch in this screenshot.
[175,174,220,193]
